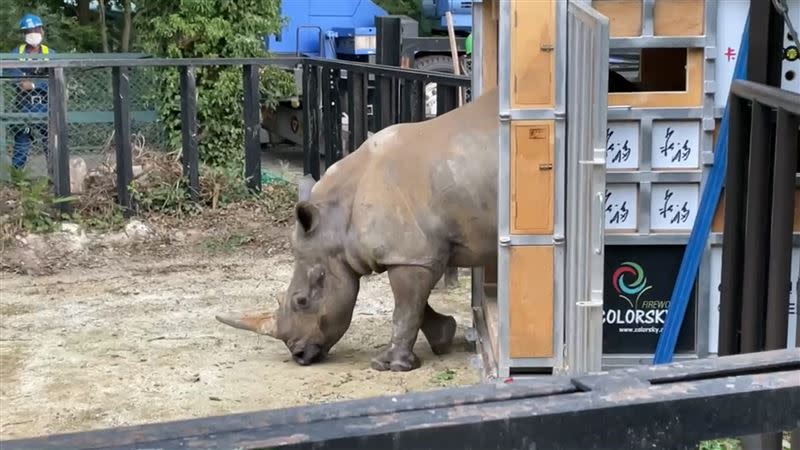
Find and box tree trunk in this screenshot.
[121,0,132,52]
[77,0,91,25]
[98,0,109,53]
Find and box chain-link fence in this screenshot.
[0,63,167,177]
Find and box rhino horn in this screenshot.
[297,174,316,202]
[215,311,278,338]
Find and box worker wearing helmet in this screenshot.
[7,13,55,169]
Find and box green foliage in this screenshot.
[136,0,297,168]
[0,167,75,236]
[431,368,457,386]
[374,0,422,18]
[202,232,254,254]
[373,0,433,35]
[698,439,741,450]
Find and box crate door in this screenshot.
[565,0,610,374]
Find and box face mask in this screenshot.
[25,32,43,47]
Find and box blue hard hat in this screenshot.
[19,13,44,31]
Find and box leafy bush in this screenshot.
[0,167,75,239]
[136,0,297,168]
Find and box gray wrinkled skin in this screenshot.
[216,89,499,371]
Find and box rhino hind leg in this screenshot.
[371,265,439,372]
[421,304,457,355]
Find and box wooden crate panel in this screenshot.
[654,0,705,36]
[511,121,555,235]
[510,0,555,108]
[483,295,500,364]
[608,48,704,108]
[592,0,642,37]
[509,245,554,358]
[481,0,498,92]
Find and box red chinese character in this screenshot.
[724,47,737,61]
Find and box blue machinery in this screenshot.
[264,0,474,60]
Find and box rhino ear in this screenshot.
[297,174,316,202]
[296,201,320,234]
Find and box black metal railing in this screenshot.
[2,348,798,449]
[719,79,800,358]
[0,56,470,216]
[299,57,470,180]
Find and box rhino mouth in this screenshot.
[292,344,325,366]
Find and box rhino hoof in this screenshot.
[370,348,421,372]
[423,315,457,356]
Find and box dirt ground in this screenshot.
[0,212,482,441]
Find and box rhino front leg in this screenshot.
[371,265,438,372]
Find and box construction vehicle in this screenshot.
[261,0,474,146]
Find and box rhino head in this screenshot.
[216,175,360,366]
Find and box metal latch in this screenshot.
[539,163,553,171]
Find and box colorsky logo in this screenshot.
[611,261,653,308]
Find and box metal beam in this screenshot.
[0,57,302,70]
[0,57,469,87]
[2,349,798,450]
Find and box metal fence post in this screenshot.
[436,85,458,116]
[400,80,425,123]
[375,76,395,130]
[765,108,798,351]
[48,67,71,213]
[718,95,750,357]
[740,102,772,354]
[346,71,368,154]
[179,65,199,200]
[321,68,342,169]
[112,66,134,216]
[242,64,262,193]
[302,62,321,180]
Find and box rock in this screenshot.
[124,220,152,240]
[132,165,144,178]
[60,222,81,235]
[58,228,90,253]
[69,157,88,194]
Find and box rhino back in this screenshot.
[349,90,499,270]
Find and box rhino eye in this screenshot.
[309,267,325,286]
[295,296,309,309]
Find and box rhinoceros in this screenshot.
[216,88,499,372]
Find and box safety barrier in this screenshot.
[719,79,800,357]
[2,348,798,449]
[0,56,470,215]
[299,57,470,180]
[0,53,158,173]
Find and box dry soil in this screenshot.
[0,219,481,441]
